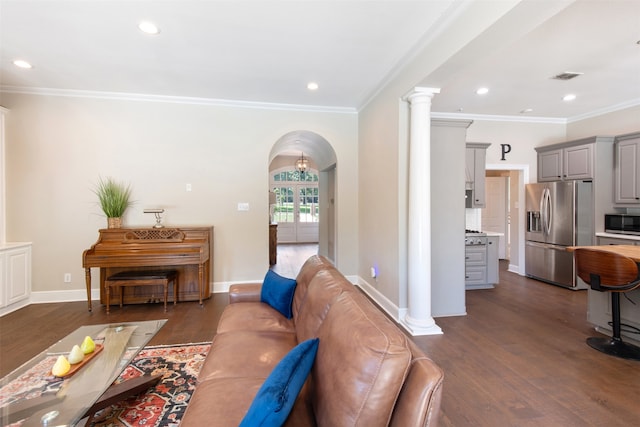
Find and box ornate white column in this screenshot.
[402,87,442,336]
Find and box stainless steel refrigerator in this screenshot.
[525,180,593,289]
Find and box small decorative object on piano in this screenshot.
[92,176,133,228]
[144,208,165,228]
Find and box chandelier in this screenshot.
[295,152,309,175]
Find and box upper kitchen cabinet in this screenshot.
[536,140,594,182]
[614,132,640,205]
[466,143,490,208]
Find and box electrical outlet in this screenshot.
[64,273,71,283]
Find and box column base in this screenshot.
[401,314,443,336]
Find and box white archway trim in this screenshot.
[486,163,529,275]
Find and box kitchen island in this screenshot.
[567,243,640,344]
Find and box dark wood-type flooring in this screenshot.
[1,243,639,426]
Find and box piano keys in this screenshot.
[82,226,213,311]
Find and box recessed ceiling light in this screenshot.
[475,87,489,95]
[13,59,32,69]
[307,82,319,91]
[138,21,160,35]
[562,94,577,102]
[520,108,534,114]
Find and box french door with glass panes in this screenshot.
[272,170,319,243]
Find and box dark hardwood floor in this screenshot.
[2,244,639,426]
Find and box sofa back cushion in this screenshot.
[312,292,412,427]
[295,268,354,343]
[292,255,335,322]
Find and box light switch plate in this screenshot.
[237,202,250,211]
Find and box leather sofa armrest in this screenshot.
[229,283,262,303]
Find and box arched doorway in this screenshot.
[269,131,337,262]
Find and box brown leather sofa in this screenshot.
[181,255,444,426]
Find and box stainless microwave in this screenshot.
[605,214,640,235]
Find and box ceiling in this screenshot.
[1,0,639,123]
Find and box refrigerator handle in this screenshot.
[545,188,552,235]
[539,188,546,234]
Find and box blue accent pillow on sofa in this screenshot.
[239,338,320,427]
[260,269,296,319]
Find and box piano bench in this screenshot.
[105,270,178,314]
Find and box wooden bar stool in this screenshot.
[574,248,640,360]
[105,270,178,314]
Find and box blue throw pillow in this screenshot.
[239,338,320,427]
[260,269,296,319]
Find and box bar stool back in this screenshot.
[574,248,640,360]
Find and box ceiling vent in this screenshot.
[552,71,583,80]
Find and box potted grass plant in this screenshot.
[92,176,132,228]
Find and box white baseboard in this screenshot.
[28,282,219,304]
[508,263,522,274]
[0,299,30,317]
[30,289,101,303]
[356,276,402,323]
[212,280,261,294]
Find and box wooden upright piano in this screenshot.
[82,226,213,311]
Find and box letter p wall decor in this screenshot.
[500,144,511,161]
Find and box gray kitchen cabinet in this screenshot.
[614,132,640,205]
[486,235,499,284]
[464,245,487,287]
[537,142,594,182]
[465,143,490,208]
[597,235,640,246]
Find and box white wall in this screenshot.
[3,92,358,298]
[566,105,640,140]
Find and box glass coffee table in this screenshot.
[0,319,167,426]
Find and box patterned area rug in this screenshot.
[1,342,210,427]
[88,342,210,427]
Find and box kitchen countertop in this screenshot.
[567,244,640,262]
[595,232,640,242]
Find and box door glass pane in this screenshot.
[273,186,294,223]
[298,187,319,223]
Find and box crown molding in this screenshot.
[0,86,357,115]
[566,98,640,123]
[432,97,640,125]
[431,111,566,124]
[3,85,637,123]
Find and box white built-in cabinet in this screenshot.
[537,141,594,181]
[0,243,32,315]
[614,132,640,205]
[465,143,490,208]
[0,106,32,316]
